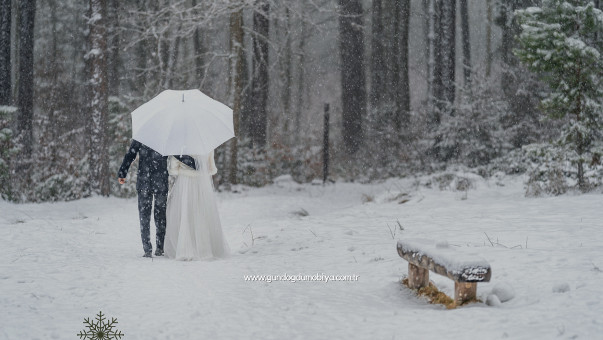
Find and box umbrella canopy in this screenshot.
[131,89,234,156]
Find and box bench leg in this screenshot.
[454,282,477,305]
[408,263,429,289]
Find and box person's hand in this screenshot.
[118,178,126,184]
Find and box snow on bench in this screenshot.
[397,238,491,305]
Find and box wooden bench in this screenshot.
[397,238,491,305]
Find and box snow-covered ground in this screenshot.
[2,174,602,339]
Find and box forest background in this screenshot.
[0,0,601,202]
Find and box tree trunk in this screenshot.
[497,1,535,99]
[575,60,585,191]
[11,0,18,103]
[0,0,10,105]
[369,0,387,157]
[163,25,181,90]
[45,0,58,147]
[423,0,434,111]
[281,8,292,138]
[158,24,170,89]
[160,3,181,92]
[249,1,269,148]
[486,0,492,77]
[17,0,35,156]
[370,0,384,109]
[102,0,117,97]
[295,7,306,143]
[498,2,514,97]
[88,0,110,196]
[48,0,57,83]
[499,4,512,66]
[595,1,600,43]
[596,1,601,45]
[381,0,396,124]
[191,0,206,88]
[81,0,92,137]
[460,0,471,88]
[228,8,244,185]
[431,0,443,124]
[107,0,119,97]
[440,0,455,115]
[338,0,366,155]
[192,25,205,86]
[142,0,160,98]
[396,0,411,136]
[422,0,429,85]
[133,0,148,96]
[391,0,401,133]
[239,39,250,139]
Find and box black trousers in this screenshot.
[137,189,167,254]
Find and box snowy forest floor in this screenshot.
[2,173,602,339]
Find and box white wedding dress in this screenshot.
[165,152,229,260]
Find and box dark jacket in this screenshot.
[118,140,195,193]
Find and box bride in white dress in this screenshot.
[165,151,229,260]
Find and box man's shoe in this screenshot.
[154,248,164,256]
[143,252,152,258]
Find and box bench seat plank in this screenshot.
[397,238,491,283]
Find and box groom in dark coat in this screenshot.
[118,139,195,258]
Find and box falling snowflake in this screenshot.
[77,311,124,339]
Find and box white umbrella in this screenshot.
[131,89,234,156]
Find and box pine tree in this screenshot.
[515,0,603,191]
